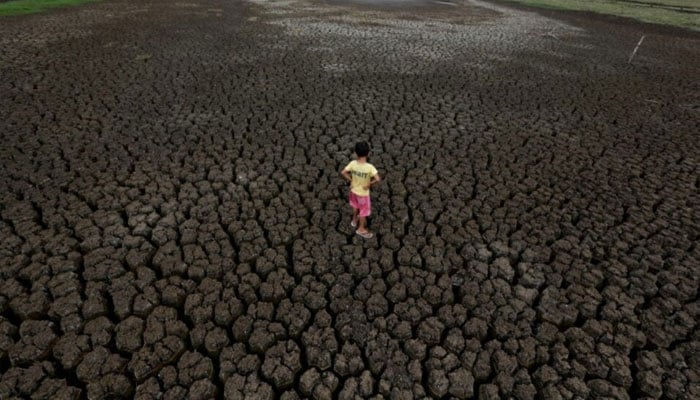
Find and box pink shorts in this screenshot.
[349,192,371,217]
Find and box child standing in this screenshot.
[341,141,381,239]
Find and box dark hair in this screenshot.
[354,141,370,157]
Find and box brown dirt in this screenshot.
[0,0,698,398]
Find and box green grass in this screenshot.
[500,0,700,31]
[0,0,100,16]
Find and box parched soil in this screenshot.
[0,0,698,398]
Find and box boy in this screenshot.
[341,141,381,239]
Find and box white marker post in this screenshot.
[628,35,646,64]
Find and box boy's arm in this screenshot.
[364,173,381,190]
[340,169,352,183]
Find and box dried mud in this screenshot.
[0,0,699,399]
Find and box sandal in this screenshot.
[355,230,374,239]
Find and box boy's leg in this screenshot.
[349,192,359,226]
[357,195,372,234]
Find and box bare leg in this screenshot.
[352,208,359,226]
[358,216,368,233]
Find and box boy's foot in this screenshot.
[351,220,357,228]
[356,230,374,239]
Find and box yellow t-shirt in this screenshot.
[344,160,378,196]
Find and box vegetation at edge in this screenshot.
[500,0,700,31]
[0,0,99,16]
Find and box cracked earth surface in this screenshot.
[1,0,699,398]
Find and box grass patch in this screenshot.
[500,0,700,31]
[0,0,100,16]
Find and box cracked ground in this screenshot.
[0,0,699,398]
